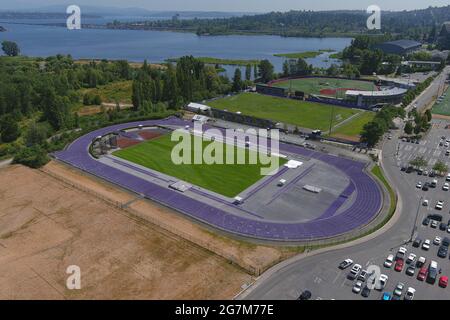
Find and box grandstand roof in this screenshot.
[187,102,211,111]
[345,87,407,97]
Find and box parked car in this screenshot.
[434,236,442,245]
[431,220,439,228]
[422,218,430,226]
[417,267,427,281]
[358,270,368,282]
[394,282,404,297]
[438,246,448,258]
[440,223,448,231]
[439,276,448,288]
[417,256,426,268]
[422,199,429,206]
[416,182,423,188]
[298,290,312,300]
[427,261,438,284]
[406,253,416,264]
[442,237,450,247]
[339,259,353,270]
[378,274,389,290]
[422,239,431,250]
[436,200,444,210]
[444,183,450,191]
[395,259,404,272]
[404,287,416,300]
[413,238,422,247]
[347,264,362,280]
[361,286,371,298]
[382,292,392,300]
[396,247,407,260]
[384,254,394,268]
[406,265,416,276]
[352,281,363,294]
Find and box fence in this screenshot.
[41,165,279,276]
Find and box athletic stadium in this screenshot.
[53,117,383,242]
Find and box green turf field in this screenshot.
[432,87,450,116]
[208,92,362,131]
[271,77,378,97]
[113,133,286,198]
[330,111,375,140]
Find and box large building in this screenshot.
[374,40,422,55]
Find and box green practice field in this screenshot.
[113,133,286,198]
[432,87,450,116]
[208,93,361,131]
[330,111,375,141]
[271,77,378,97]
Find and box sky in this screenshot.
[0,0,448,12]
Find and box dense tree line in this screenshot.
[131,56,231,112]
[360,106,405,147]
[106,6,450,40]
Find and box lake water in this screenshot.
[0,21,351,77]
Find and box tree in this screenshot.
[245,64,252,81]
[258,60,274,83]
[409,156,428,169]
[25,122,48,146]
[425,109,432,122]
[360,120,384,148]
[1,41,20,57]
[404,121,413,135]
[232,68,243,92]
[433,161,448,175]
[0,115,20,143]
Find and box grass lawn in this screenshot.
[272,77,377,97]
[331,111,375,139]
[273,49,334,59]
[113,133,286,198]
[79,80,132,104]
[432,87,450,116]
[208,93,361,131]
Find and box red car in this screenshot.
[395,259,404,272]
[418,267,428,281]
[439,276,448,288]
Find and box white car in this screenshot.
[378,274,389,290]
[384,254,394,268]
[434,236,442,245]
[416,182,423,189]
[406,253,416,264]
[404,287,416,300]
[394,282,405,297]
[431,220,439,228]
[444,183,449,191]
[422,239,431,250]
[422,199,429,206]
[447,226,450,234]
[352,281,363,293]
[436,201,444,210]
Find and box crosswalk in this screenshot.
[396,140,450,168]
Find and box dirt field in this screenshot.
[0,165,255,299]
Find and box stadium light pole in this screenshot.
[408,196,423,244]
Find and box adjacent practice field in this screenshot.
[208,93,361,131]
[330,111,376,141]
[271,77,378,97]
[113,133,287,198]
[432,87,450,116]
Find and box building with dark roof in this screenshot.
[374,40,422,55]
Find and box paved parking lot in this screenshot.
[244,118,450,301]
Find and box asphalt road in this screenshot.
[243,119,450,301]
[413,67,450,113]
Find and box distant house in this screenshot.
[374,40,422,55]
[439,22,450,50]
